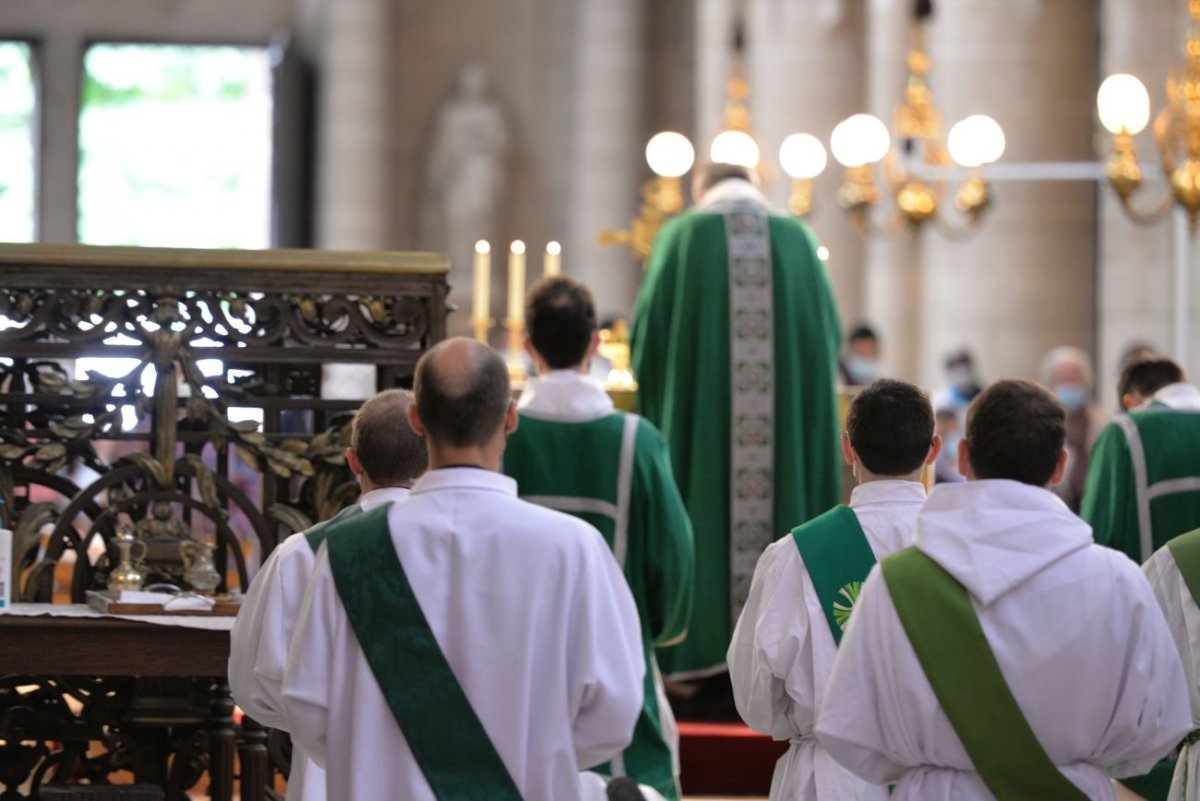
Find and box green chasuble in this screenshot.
[504,411,694,800]
[1082,406,1200,565]
[631,192,842,677]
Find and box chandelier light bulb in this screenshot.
[710,130,761,169]
[830,114,890,168]
[645,131,696,178]
[779,133,828,179]
[1097,73,1151,135]
[948,115,1006,168]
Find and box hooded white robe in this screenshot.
[1144,543,1200,801]
[728,480,925,801]
[281,467,646,801]
[228,486,410,801]
[816,479,1190,801]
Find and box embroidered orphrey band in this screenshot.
[723,203,775,623]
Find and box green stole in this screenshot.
[881,547,1089,800]
[1168,528,1200,610]
[324,505,524,801]
[304,503,363,552]
[790,505,875,644]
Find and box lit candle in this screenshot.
[508,240,526,323]
[544,241,562,277]
[473,240,491,328]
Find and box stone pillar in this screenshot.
[748,0,867,326]
[565,0,647,318]
[1098,0,1188,405]
[311,0,391,250]
[694,0,733,154]
[918,0,1098,387]
[863,0,924,382]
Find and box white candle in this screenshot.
[473,240,491,327]
[544,241,562,277]
[508,240,526,323]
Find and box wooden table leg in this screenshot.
[237,715,270,801]
[208,679,236,801]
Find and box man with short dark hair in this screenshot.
[632,159,842,680]
[283,338,645,801]
[839,324,881,386]
[1118,357,1186,412]
[817,379,1189,801]
[230,389,426,801]
[729,379,938,801]
[1084,357,1200,568]
[505,276,694,800]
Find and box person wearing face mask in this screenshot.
[838,325,882,387]
[1040,346,1108,513]
[930,350,984,432]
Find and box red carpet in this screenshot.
[678,721,787,796]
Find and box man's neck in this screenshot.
[857,470,923,485]
[359,480,412,494]
[427,445,501,473]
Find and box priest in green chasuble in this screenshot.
[631,161,842,679]
[504,276,694,800]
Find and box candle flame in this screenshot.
[511,240,526,255]
[475,240,491,255]
[546,241,562,256]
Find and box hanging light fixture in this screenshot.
[1096,0,1200,231]
[830,0,1005,236]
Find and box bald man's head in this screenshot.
[414,338,511,448]
[351,389,427,486]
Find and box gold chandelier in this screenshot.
[829,0,1005,237]
[1097,0,1200,232]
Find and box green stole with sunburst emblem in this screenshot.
[791,505,875,644]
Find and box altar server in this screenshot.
[282,338,645,801]
[504,276,694,800]
[1145,529,1200,801]
[1084,357,1200,566]
[728,379,938,801]
[228,389,425,801]
[817,379,1190,801]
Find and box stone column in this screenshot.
[1098,0,1188,405]
[918,0,1098,387]
[748,0,867,326]
[564,0,647,318]
[863,0,924,382]
[310,0,391,250]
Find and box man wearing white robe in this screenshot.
[729,379,939,801]
[228,389,426,801]
[817,379,1191,801]
[1144,531,1200,801]
[282,338,646,801]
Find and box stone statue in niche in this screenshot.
[422,64,509,335]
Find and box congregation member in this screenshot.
[228,389,426,801]
[728,379,938,801]
[504,276,694,801]
[1084,357,1200,565]
[631,160,842,682]
[817,379,1190,801]
[1144,527,1200,801]
[838,324,881,386]
[1041,345,1106,512]
[281,338,645,800]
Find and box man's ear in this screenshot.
[523,337,536,360]
[840,431,856,468]
[957,438,973,480]
[505,399,519,435]
[925,434,943,466]
[587,331,602,362]
[346,447,364,478]
[1047,447,1069,487]
[407,402,426,437]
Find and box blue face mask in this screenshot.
[1055,383,1088,413]
[845,355,880,385]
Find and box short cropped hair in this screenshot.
[414,339,511,448]
[1118,358,1184,401]
[847,324,878,344]
[966,379,1065,487]
[846,379,935,476]
[352,390,427,485]
[695,161,757,193]
[526,276,596,370]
